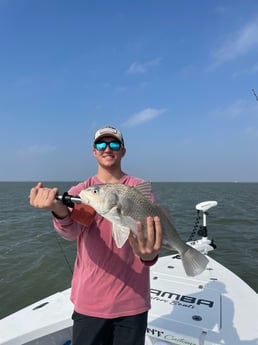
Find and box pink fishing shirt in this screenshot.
[53,175,155,318]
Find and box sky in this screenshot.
[0,0,258,182]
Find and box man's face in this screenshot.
[93,136,126,168]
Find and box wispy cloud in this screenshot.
[211,99,258,118]
[123,108,167,127]
[127,58,162,74]
[17,145,56,156]
[232,62,258,78]
[208,17,258,70]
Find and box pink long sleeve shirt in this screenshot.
[53,174,155,318]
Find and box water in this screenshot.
[0,182,257,319]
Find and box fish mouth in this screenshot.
[79,191,91,205]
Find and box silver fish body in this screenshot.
[79,182,208,276]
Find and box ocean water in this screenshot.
[0,181,257,319]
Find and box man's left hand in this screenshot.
[128,216,162,262]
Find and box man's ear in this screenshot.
[121,147,126,157]
[93,148,97,157]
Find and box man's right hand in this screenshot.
[29,182,69,218]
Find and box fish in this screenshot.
[79,182,209,276]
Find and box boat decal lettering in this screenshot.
[147,327,197,345]
[150,288,214,308]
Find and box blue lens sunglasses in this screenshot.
[95,141,121,151]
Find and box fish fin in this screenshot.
[111,206,138,234]
[112,224,130,248]
[121,215,138,234]
[134,182,153,200]
[181,246,209,277]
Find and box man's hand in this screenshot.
[29,182,69,218]
[128,216,162,262]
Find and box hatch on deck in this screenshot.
[148,272,221,343]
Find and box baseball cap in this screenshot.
[94,125,124,146]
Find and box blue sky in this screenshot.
[1,0,258,182]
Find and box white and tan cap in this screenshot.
[94,125,124,146]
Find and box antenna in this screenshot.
[252,88,258,101]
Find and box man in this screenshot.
[30,125,162,345]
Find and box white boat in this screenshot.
[1,201,258,345]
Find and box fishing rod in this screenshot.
[29,191,95,223]
[55,192,82,208]
[55,192,96,225]
[53,192,95,274]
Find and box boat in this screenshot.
[1,201,258,345]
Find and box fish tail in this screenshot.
[181,246,209,277]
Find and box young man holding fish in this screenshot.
[30,125,162,345]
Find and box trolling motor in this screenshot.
[187,201,218,254]
[56,192,96,226]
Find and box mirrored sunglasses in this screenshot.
[95,141,121,151]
